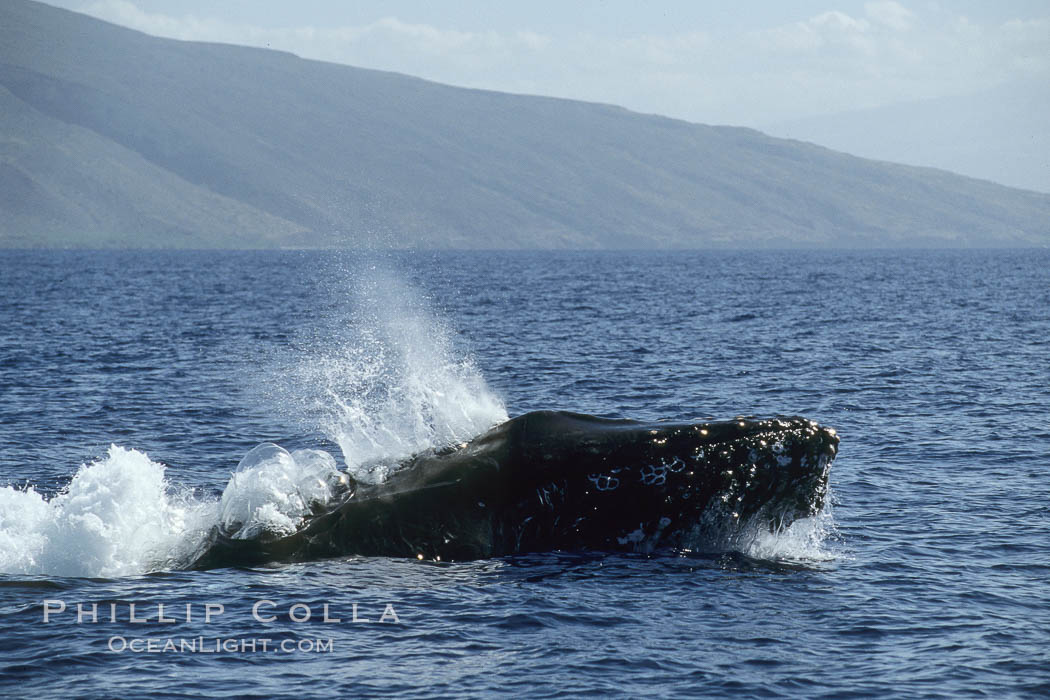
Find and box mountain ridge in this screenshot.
[2,0,1048,249]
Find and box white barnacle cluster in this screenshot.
[639,462,668,486]
[662,456,687,473]
[587,472,620,491]
[767,437,792,467]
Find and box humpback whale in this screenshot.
[192,411,838,567]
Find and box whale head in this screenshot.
[486,411,838,554]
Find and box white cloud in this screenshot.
[82,1,547,59]
[865,1,915,31]
[756,11,876,55]
[996,18,1050,73]
[75,0,1049,126]
[82,0,233,42]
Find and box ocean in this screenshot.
[1,249,1048,697]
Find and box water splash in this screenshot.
[290,266,507,482]
[735,506,839,564]
[0,443,361,576]
[0,446,214,578]
[217,443,348,540]
[0,264,508,577]
[681,496,840,565]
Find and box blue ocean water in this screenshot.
[1,249,1048,697]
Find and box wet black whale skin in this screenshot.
[193,411,838,567]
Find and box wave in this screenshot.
[0,446,213,577]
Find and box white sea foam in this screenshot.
[735,502,839,563]
[0,443,358,577]
[0,266,507,577]
[0,446,214,577]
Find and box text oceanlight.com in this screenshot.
[108,636,335,654]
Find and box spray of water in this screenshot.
[217,444,350,540]
[679,494,840,565]
[0,446,215,577]
[735,505,840,563]
[289,265,507,482]
[0,264,507,577]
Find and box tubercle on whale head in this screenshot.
[509,412,836,481]
[699,416,838,526]
[496,412,839,552]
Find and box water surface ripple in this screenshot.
[1,250,1048,697]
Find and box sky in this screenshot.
[41,0,1050,190]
